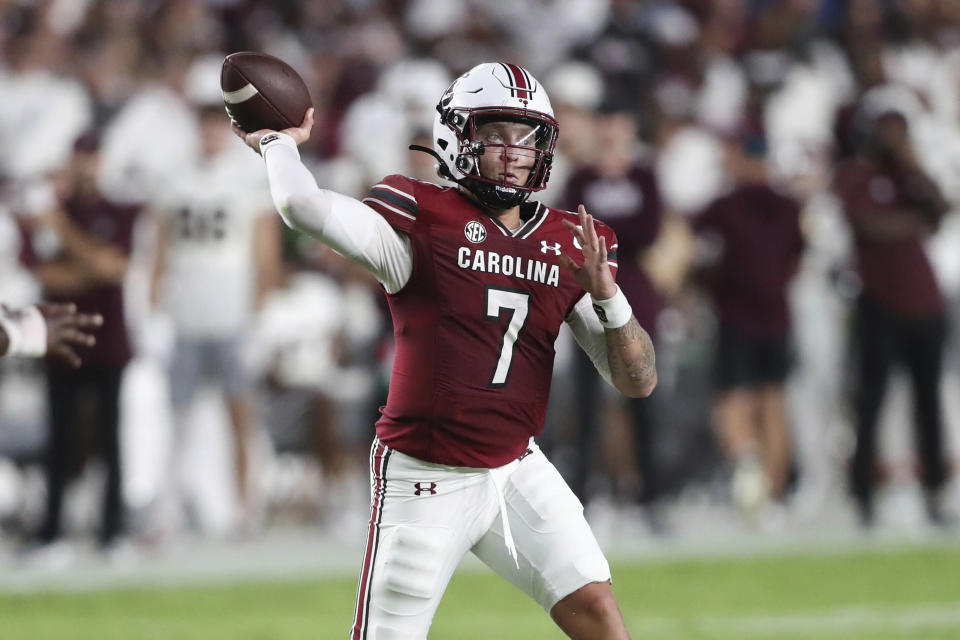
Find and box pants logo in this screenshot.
[414,482,437,496]
[540,240,562,255]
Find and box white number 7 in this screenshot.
[484,286,531,387]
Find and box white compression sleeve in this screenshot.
[260,133,413,294]
[0,305,47,357]
[565,294,614,387]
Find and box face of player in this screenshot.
[474,121,538,186]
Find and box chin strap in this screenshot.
[408,145,459,182]
[408,144,528,211]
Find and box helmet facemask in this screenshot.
[425,62,560,210]
[443,107,558,210]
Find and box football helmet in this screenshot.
[432,62,559,210]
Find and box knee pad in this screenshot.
[373,525,451,617]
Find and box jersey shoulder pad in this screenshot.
[362,174,420,232]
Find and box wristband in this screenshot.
[259,132,299,157]
[591,286,633,329]
[0,306,47,357]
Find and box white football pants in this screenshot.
[349,437,611,640]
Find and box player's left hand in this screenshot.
[560,205,618,300]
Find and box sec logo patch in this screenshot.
[464,220,487,243]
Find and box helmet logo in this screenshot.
[464,220,487,244]
[433,63,558,210]
[500,63,534,101]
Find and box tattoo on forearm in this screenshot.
[605,316,656,391]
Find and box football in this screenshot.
[220,51,312,133]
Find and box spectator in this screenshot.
[148,66,280,536]
[540,60,604,206]
[691,116,804,521]
[834,98,951,527]
[0,26,91,181]
[561,107,665,527]
[20,131,139,553]
[339,58,450,185]
[98,48,200,205]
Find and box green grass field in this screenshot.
[1,545,959,639]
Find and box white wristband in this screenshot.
[259,132,299,158]
[0,306,47,357]
[591,286,633,329]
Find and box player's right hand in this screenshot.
[39,303,103,368]
[232,108,315,155]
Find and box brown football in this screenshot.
[221,52,311,133]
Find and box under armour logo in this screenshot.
[592,303,608,323]
[540,241,561,255]
[414,482,437,496]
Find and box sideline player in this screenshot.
[234,62,656,639]
[150,99,279,535]
[0,303,101,367]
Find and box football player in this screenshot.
[150,100,280,535]
[234,62,656,640]
[0,303,101,367]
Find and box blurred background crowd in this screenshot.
[1,0,960,563]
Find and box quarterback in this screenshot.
[234,62,656,640]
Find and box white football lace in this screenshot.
[487,469,519,570]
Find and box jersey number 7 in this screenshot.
[484,286,531,388]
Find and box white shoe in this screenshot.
[22,540,76,570]
[731,457,770,520]
[101,538,139,567]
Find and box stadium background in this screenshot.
[1,0,960,638]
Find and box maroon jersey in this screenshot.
[19,195,139,368]
[363,175,619,468]
[834,158,943,317]
[692,184,803,337]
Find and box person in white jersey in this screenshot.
[150,100,280,535]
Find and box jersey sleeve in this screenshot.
[362,175,420,233]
